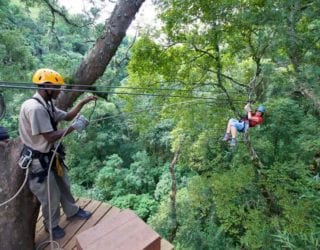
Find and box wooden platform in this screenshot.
[35,198,173,250]
[76,209,161,250]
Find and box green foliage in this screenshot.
[149,186,236,250]
[125,151,158,194]
[256,98,320,165]
[264,160,320,234]
[123,0,320,248]
[239,209,273,249]
[95,154,126,199]
[111,194,158,220]
[94,151,163,198]
[154,169,171,201]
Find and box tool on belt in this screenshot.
[20,144,66,183]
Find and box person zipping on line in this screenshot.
[19,68,97,240]
[222,103,265,147]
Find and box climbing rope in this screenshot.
[36,240,61,250]
[45,125,71,250]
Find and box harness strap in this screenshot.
[31,97,58,131]
[21,144,51,159]
[30,170,48,184]
[24,145,66,183]
[238,120,249,133]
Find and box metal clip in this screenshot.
[18,149,32,169]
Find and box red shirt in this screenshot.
[247,112,263,127]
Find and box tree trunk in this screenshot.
[0,0,145,249]
[168,146,180,242]
[243,133,281,215]
[0,139,39,250]
[57,0,145,110]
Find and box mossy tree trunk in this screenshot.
[0,139,39,250]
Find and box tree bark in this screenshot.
[0,139,39,250]
[243,133,281,215]
[57,0,145,110]
[296,87,320,113]
[168,146,180,243]
[0,0,145,249]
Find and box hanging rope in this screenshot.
[0,168,29,207]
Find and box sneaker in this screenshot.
[67,208,92,220]
[230,138,237,147]
[222,133,230,141]
[45,226,65,240]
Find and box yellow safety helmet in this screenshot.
[32,68,64,85]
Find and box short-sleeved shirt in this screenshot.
[19,92,67,153]
[248,112,263,127]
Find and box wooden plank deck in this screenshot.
[35,198,173,250]
[35,198,120,250]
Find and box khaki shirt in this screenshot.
[19,92,67,153]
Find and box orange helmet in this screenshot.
[32,68,64,85]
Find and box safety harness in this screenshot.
[238,111,263,133]
[20,97,66,183]
[237,114,250,133]
[238,121,249,133]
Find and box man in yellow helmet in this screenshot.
[19,68,97,240]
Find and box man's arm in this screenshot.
[244,103,252,119]
[41,127,75,143]
[64,95,97,121]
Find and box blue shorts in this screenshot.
[229,118,248,133]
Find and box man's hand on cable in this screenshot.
[65,95,97,121]
[71,115,89,132]
[81,95,98,105]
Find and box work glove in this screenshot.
[71,115,89,132]
[244,103,252,112]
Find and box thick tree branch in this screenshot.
[213,39,239,114]
[42,0,82,27]
[192,44,215,59]
[203,68,248,88]
[56,0,145,110]
[168,142,181,242]
[243,133,281,216]
[293,87,320,113]
[244,30,268,102]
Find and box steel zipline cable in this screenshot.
[0,80,247,95]
[0,82,246,102]
[4,99,234,138]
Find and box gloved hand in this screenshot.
[244,103,252,112]
[71,115,89,132]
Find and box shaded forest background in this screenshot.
[1,0,320,249]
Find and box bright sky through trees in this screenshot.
[58,0,158,35]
